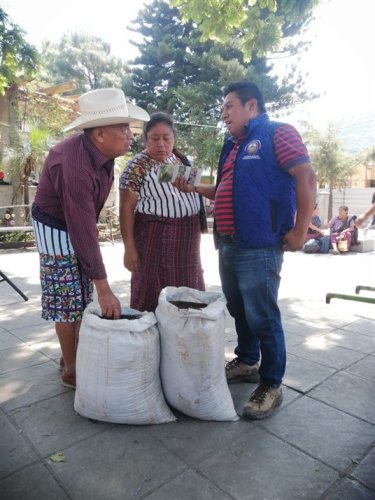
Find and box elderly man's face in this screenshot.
[96,123,134,159]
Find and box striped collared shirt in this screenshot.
[34,133,114,280]
[119,151,200,218]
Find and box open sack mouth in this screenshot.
[168,300,208,310]
[99,314,143,320]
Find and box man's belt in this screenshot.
[217,233,235,243]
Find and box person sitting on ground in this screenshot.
[328,205,357,254]
[305,203,324,242]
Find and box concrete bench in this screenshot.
[0,226,34,248]
[0,226,34,234]
[351,239,375,253]
[0,205,34,246]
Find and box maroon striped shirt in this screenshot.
[34,133,114,280]
[214,135,244,234]
[274,124,309,169]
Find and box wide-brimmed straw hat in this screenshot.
[63,88,149,132]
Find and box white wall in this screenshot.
[318,188,374,224]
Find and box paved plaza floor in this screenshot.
[0,234,374,499]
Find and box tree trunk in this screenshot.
[209,164,215,184]
[0,86,18,163]
[328,184,333,221]
[0,94,10,161]
[1,86,23,203]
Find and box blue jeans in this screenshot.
[218,241,285,387]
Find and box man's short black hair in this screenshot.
[224,81,266,113]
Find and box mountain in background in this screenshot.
[338,114,375,155]
[276,102,375,157]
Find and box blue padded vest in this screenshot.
[216,113,297,248]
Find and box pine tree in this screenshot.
[124,0,313,172]
[42,33,130,93]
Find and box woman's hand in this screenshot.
[124,247,141,273]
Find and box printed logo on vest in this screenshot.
[243,140,261,159]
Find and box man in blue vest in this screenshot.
[175,81,316,419]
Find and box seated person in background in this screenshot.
[305,203,324,241]
[0,170,10,185]
[328,205,357,254]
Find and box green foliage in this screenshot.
[125,1,237,170]
[3,85,70,204]
[176,118,223,182]
[41,33,130,93]
[129,2,257,106]
[170,0,318,60]
[19,84,75,137]
[358,146,375,165]
[125,0,315,174]
[303,122,359,220]
[0,8,39,95]
[169,83,223,176]
[5,124,50,182]
[4,83,73,178]
[304,123,358,189]
[0,230,34,243]
[126,0,316,114]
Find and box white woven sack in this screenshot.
[74,304,176,425]
[156,287,239,421]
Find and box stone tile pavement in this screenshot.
[0,235,374,499]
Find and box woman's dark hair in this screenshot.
[223,81,266,113]
[339,205,349,213]
[143,112,176,140]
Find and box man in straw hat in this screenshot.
[31,88,149,389]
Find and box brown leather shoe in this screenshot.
[243,383,283,420]
[225,357,260,384]
[61,370,76,389]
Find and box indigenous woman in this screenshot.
[119,112,205,311]
[305,203,324,242]
[328,205,357,254]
